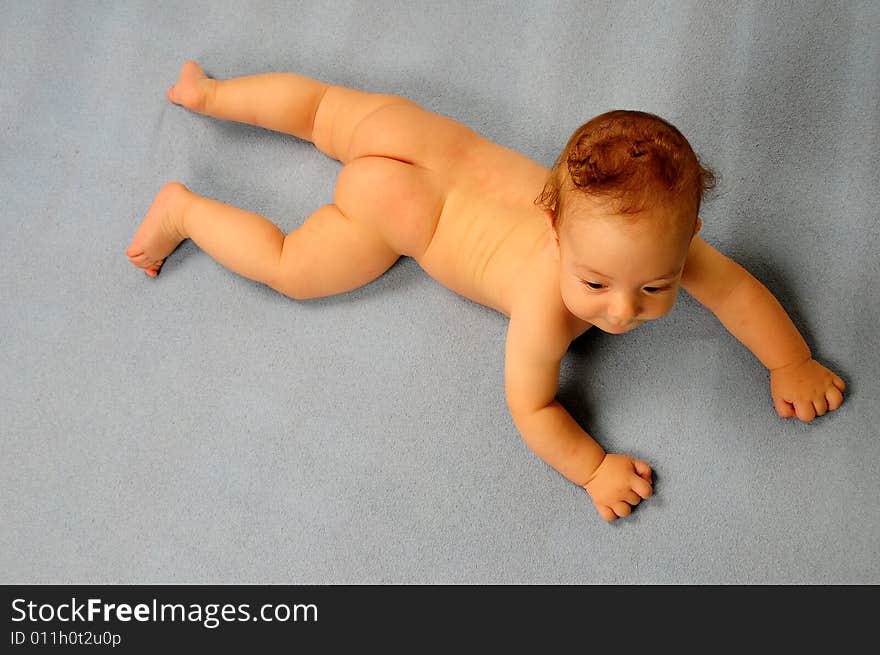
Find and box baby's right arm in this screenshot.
[504,305,653,522]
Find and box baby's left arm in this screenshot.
[680,235,846,422]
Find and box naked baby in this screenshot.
[126,61,847,522]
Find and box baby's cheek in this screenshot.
[561,287,594,316]
[655,293,679,316]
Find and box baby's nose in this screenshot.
[608,294,639,322]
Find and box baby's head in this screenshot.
[535,110,716,333]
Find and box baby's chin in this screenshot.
[596,319,642,334]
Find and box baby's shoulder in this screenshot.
[680,235,744,311]
[508,246,591,343]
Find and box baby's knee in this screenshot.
[266,263,316,301]
[267,278,316,301]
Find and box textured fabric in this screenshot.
[2,0,877,583]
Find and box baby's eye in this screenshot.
[643,286,668,293]
[582,281,604,290]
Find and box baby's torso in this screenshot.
[413,132,554,317]
[343,101,584,327]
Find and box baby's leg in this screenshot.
[168,60,329,141]
[167,60,410,162]
[124,182,399,299]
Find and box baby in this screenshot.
[126,61,847,522]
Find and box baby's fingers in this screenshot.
[832,375,846,392]
[612,502,632,518]
[632,459,653,483]
[774,396,796,418]
[631,475,653,500]
[794,399,817,422]
[623,491,642,506]
[825,385,844,411]
[597,505,617,522]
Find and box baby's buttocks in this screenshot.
[335,155,448,258]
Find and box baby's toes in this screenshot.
[168,83,195,107]
[172,83,203,111]
[168,61,209,112]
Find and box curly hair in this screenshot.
[535,110,716,227]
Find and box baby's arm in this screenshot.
[505,305,653,522]
[681,236,846,422]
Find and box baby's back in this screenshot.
[345,101,554,316]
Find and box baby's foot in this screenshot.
[167,60,215,114]
[125,182,189,278]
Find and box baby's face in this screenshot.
[552,200,699,334]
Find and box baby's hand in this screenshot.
[582,454,653,522]
[770,357,846,422]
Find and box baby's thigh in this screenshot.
[333,156,445,258]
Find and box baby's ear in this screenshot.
[545,210,560,237]
[544,209,559,238]
[545,211,561,259]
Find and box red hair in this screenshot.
[535,110,716,225]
